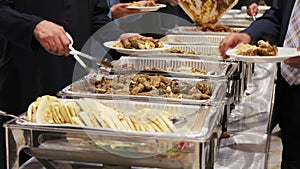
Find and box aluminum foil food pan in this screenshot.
[131,45,225,61]
[164,44,221,56]
[60,73,227,105]
[161,34,225,45]
[112,56,238,79]
[217,19,252,28]
[167,26,244,35]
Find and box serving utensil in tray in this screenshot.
[0,110,28,122]
[5,100,221,169]
[66,33,113,73]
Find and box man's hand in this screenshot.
[111,3,141,19]
[219,33,252,59]
[118,33,153,40]
[34,20,70,56]
[284,56,300,68]
[247,3,258,16]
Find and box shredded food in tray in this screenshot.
[71,74,212,100]
[165,48,196,54]
[122,64,208,74]
[27,95,178,132]
[235,40,278,56]
[197,23,240,32]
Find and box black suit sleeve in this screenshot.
[92,0,112,33]
[243,0,296,47]
[0,0,44,50]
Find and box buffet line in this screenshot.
[4,7,276,169]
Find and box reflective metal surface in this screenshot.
[215,63,277,169]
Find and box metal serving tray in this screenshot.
[59,73,227,105]
[161,34,225,45]
[112,56,238,80]
[139,44,224,61]
[217,19,252,28]
[167,26,244,35]
[5,100,221,169]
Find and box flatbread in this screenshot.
[179,0,238,25]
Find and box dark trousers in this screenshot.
[273,68,300,168]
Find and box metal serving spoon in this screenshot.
[169,110,199,126]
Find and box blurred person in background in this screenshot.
[0,0,110,168]
[233,0,259,16]
[108,0,192,25]
[219,0,300,168]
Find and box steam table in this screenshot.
[18,63,277,169]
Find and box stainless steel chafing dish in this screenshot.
[111,56,238,80]
[59,73,227,105]
[5,100,222,169]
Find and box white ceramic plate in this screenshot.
[258,5,271,11]
[126,4,166,12]
[104,41,171,55]
[226,9,241,15]
[226,47,300,63]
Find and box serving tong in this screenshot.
[0,110,29,122]
[66,33,113,73]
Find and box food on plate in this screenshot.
[235,40,278,56]
[113,37,164,50]
[27,96,177,132]
[128,1,159,7]
[71,74,212,100]
[179,0,238,25]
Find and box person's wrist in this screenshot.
[240,33,252,44]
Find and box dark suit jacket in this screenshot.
[0,0,110,114]
[244,0,300,161]
[243,0,295,47]
[0,1,111,168]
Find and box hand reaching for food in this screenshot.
[118,33,153,41]
[284,47,300,68]
[247,3,258,16]
[219,33,252,59]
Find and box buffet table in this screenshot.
[215,62,277,169]
[15,63,277,169]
